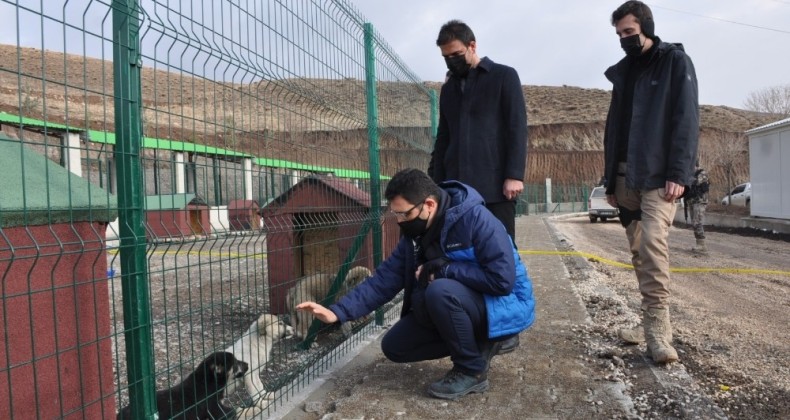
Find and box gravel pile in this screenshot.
[553,215,789,419]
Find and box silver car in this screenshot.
[721,182,751,206]
[588,186,619,223]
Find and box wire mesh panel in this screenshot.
[0,1,123,419]
[0,0,434,418]
[517,183,591,215]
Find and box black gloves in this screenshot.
[618,206,642,228]
[418,257,450,286]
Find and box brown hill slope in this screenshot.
[0,44,779,196]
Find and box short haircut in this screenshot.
[611,1,655,38]
[384,168,442,205]
[436,19,476,47]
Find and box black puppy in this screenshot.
[118,351,248,419]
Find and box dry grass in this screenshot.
[0,44,781,187]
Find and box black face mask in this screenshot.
[620,34,644,57]
[444,54,471,78]
[398,215,429,239]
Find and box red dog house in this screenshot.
[228,199,261,231]
[0,137,117,419]
[260,176,398,314]
[145,193,210,240]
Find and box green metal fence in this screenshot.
[0,0,434,418]
[0,2,595,418]
[517,183,592,215]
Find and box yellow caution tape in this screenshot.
[518,250,790,277]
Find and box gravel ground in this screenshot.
[106,214,789,419]
[108,231,375,413]
[551,214,790,419]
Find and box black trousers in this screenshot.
[380,278,488,374]
[486,200,516,241]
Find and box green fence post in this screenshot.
[364,22,385,326]
[430,89,438,140]
[583,185,590,211]
[212,157,222,205]
[300,218,375,350]
[112,1,156,418]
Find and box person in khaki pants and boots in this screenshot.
[602,1,699,363]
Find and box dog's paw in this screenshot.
[235,404,265,420]
[257,391,275,404]
[340,321,353,337]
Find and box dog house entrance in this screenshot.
[189,209,203,234]
[293,212,339,277]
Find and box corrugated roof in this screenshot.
[266,175,372,209]
[745,117,790,135]
[228,199,259,209]
[314,177,372,206]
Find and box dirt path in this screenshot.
[550,215,790,419]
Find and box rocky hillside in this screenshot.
[0,44,779,197]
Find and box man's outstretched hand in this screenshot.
[295,302,338,324]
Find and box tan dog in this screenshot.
[224,313,293,403]
[286,266,371,340]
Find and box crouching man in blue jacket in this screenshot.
[297,168,535,400]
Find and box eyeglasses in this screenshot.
[390,200,425,220]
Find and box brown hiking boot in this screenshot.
[618,326,645,344]
[691,238,708,256]
[619,317,673,344]
[644,307,679,364]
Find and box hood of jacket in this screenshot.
[438,179,484,235]
[605,38,685,88]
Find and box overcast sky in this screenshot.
[352,0,790,109]
[1,1,788,110]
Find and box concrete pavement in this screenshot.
[275,215,630,419]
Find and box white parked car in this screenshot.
[721,182,751,206]
[588,186,619,223]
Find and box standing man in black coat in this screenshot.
[429,19,528,241]
[603,1,699,364]
[429,19,528,355]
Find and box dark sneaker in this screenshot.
[480,339,503,370]
[496,335,520,355]
[427,368,489,400]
